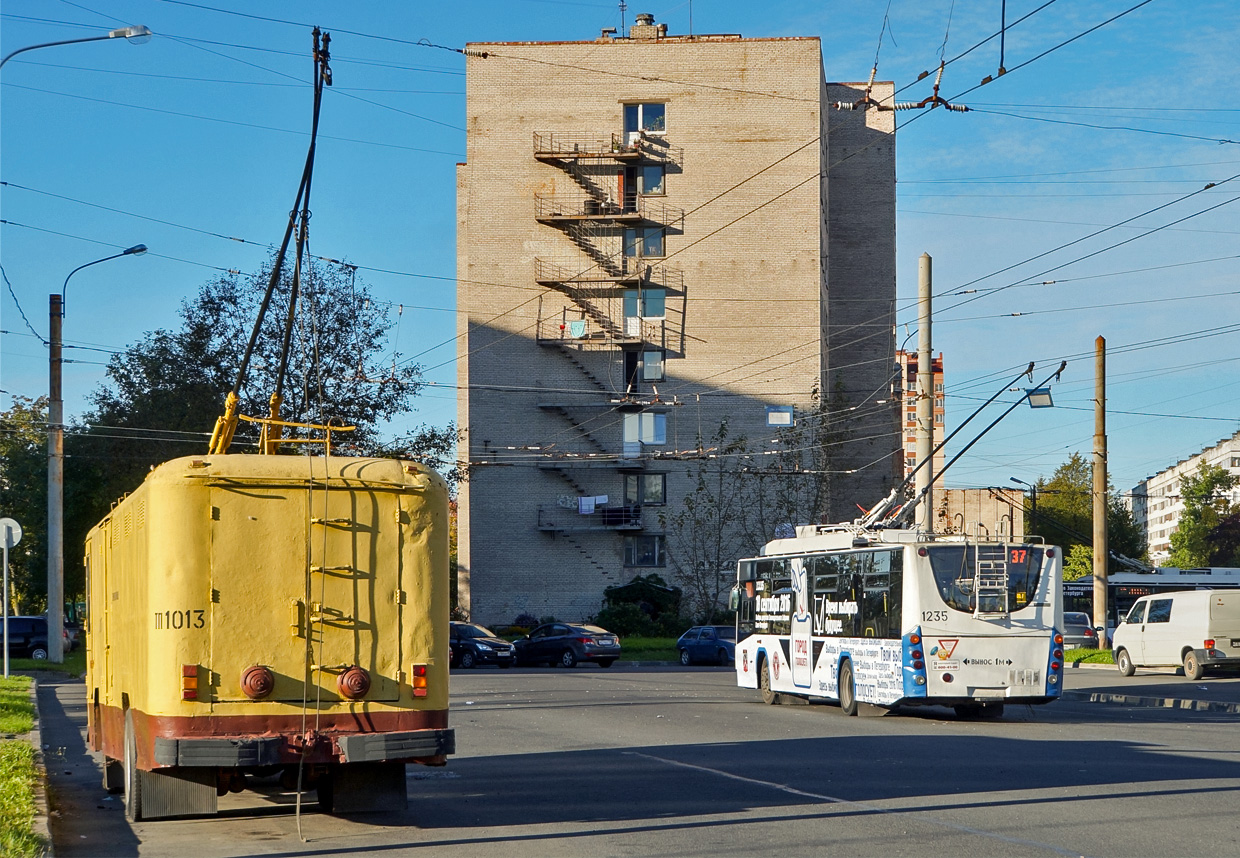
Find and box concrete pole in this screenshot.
[48,294,64,663]
[1092,336,1109,646]
[916,253,934,533]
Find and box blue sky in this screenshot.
[2,0,1238,500]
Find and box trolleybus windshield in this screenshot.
[926,545,1045,613]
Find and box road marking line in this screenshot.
[624,750,1087,858]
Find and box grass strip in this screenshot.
[1065,647,1115,664]
[0,738,42,858]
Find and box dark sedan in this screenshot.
[514,623,620,668]
[449,622,516,669]
[1063,611,1098,649]
[676,625,736,665]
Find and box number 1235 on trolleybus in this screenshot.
[733,526,1065,718]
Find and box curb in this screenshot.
[26,676,54,857]
[1062,689,1240,714]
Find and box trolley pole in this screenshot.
[915,253,934,533]
[1092,336,1109,646]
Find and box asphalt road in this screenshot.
[37,665,1240,857]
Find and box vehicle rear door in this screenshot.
[1141,598,1177,666]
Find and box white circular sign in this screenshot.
[0,518,21,548]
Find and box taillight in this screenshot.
[1084,628,1096,637]
[181,664,199,700]
[1053,649,1063,659]
[912,650,923,660]
[578,638,592,645]
[412,663,429,698]
[1051,662,1061,670]
[1205,639,1215,649]
[912,661,925,670]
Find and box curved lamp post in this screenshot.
[1009,476,1037,537]
[1,25,152,69]
[47,244,147,662]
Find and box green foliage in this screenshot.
[1168,462,1238,568]
[0,398,48,613]
[1207,512,1240,567]
[0,677,35,735]
[1062,544,1094,581]
[603,573,681,618]
[1024,452,1147,571]
[0,740,42,858]
[594,603,658,637]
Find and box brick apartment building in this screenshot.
[456,15,898,624]
[895,349,944,479]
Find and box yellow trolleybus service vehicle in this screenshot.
[84,453,453,820]
[735,524,1065,718]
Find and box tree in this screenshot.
[1206,512,1240,567]
[1168,462,1238,568]
[0,396,49,612]
[1062,544,1094,582]
[1022,453,1147,571]
[59,254,449,606]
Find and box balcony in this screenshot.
[537,503,644,532]
[534,194,683,227]
[533,132,683,167]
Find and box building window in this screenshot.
[625,473,666,506]
[625,534,666,566]
[623,227,664,258]
[623,288,666,320]
[641,349,665,381]
[1231,456,1240,468]
[934,413,944,424]
[624,102,666,136]
[623,412,667,457]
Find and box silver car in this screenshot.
[1063,611,1098,649]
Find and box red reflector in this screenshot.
[912,661,924,670]
[1205,639,1215,649]
[1047,547,1055,558]
[182,689,197,700]
[942,673,953,683]
[912,651,923,660]
[1054,650,1063,659]
[917,547,928,557]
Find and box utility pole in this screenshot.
[47,294,64,663]
[915,253,934,533]
[1092,336,1109,646]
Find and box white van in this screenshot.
[1112,590,1240,679]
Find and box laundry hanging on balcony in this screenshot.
[569,319,587,338]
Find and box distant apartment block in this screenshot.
[456,16,898,624]
[1130,430,1240,564]
[895,350,944,479]
[936,487,1025,541]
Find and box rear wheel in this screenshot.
[559,649,578,668]
[759,657,779,705]
[679,649,691,666]
[1184,650,1204,681]
[839,659,858,716]
[1116,648,1135,677]
[123,711,143,822]
[717,649,730,666]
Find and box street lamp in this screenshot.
[47,244,147,662]
[1010,477,1037,537]
[1,25,153,69]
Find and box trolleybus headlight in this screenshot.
[240,665,275,700]
[337,665,371,700]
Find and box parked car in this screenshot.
[1062,612,1098,649]
[513,623,620,668]
[1112,590,1240,679]
[676,625,736,665]
[1,616,55,659]
[449,621,516,669]
[63,620,81,652]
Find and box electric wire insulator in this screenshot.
[945,103,969,112]
[461,48,490,58]
[892,102,921,111]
